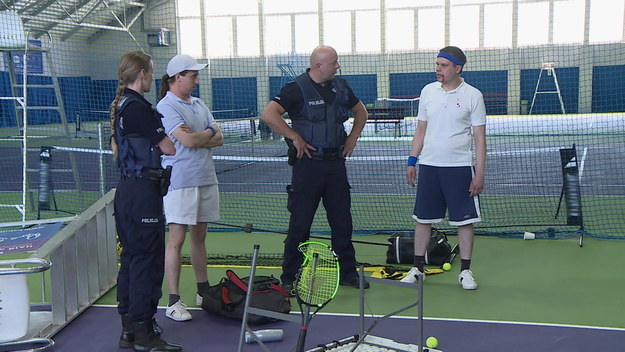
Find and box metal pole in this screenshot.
[238,245,260,351]
[418,272,424,352]
[98,123,106,195]
[21,35,29,222]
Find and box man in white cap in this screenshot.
[157,54,223,321]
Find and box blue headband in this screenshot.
[437,51,465,66]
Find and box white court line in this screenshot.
[578,147,587,183]
[314,312,625,332]
[91,303,625,332]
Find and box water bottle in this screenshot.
[244,329,284,343]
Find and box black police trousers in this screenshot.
[281,157,358,284]
[114,175,165,322]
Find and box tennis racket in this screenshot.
[294,241,340,352]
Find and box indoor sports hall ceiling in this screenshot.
[0,0,163,43]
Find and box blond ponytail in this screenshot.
[110,50,152,157]
[109,82,126,156]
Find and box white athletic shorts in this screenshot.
[163,185,220,225]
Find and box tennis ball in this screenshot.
[442,262,451,271]
[426,336,438,348]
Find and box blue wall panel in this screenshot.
[340,74,377,106]
[23,74,58,125]
[269,74,378,108]
[212,77,258,118]
[90,80,117,114]
[59,76,91,123]
[520,67,579,114]
[592,65,625,113]
[0,71,15,127]
[389,72,433,98]
[464,70,508,115]
[6,63,625,130]
[390,70,508,115]
[269,76,291,100]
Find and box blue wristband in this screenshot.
[205,125,216,136]
[406,156,418,167]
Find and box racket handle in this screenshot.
[295,327,308,352]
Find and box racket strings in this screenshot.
[295,242,340,307]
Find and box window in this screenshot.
[204,0,257,16]
[484,3,512,48]
[589,0,624,43]
[518,1,549,46]
[389,0,442,7]
[323,0,379,11]
[177,0,201,17]
[418,7,444,49]
[264,0,316,14]
[450,5,480,49]
[386,10,415,51]
[294,14,319,53]
[323,12,351,53]
[451,0,510,4]
[355,10,381,52]
[205,17,233,57]
[553,0,585,44]
[177,0,625,58]
[237,16,260,57]
[179,19,202,58]
[265,15,292,55]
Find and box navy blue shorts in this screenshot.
[413,165,481,226]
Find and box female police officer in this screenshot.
[110,50,182,352]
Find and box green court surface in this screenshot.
[94,231,625,329]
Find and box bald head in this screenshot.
[310,45,336,66]
[309,45,340,84]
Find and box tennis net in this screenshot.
[213,115,625,240]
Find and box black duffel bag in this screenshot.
[386,228,452,266]
[201,270,291,325]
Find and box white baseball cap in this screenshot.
[166,54,207,77]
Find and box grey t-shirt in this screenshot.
[157,91,218,189]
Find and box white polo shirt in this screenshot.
[417,78,486,167]
[157,91,218,189]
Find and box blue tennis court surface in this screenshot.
[52,305,625,352]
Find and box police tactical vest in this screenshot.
[290,73,349,150]
[115,93,163,176]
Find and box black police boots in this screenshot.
[132,320,182,352]
[119,314,135,348]
[121,315,164,348]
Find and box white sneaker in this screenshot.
[165,300,192,321]
[400,267,425,284]
[459,269,478,290]
[196,293,203,307]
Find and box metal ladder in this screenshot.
[4,42,71,139]
[529,62,566,114]
[0,11,82,221]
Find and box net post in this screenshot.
[559,144,585,246]
[75,110,81,137]
[37,146,55,218]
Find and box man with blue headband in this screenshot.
[402,46,487,290]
